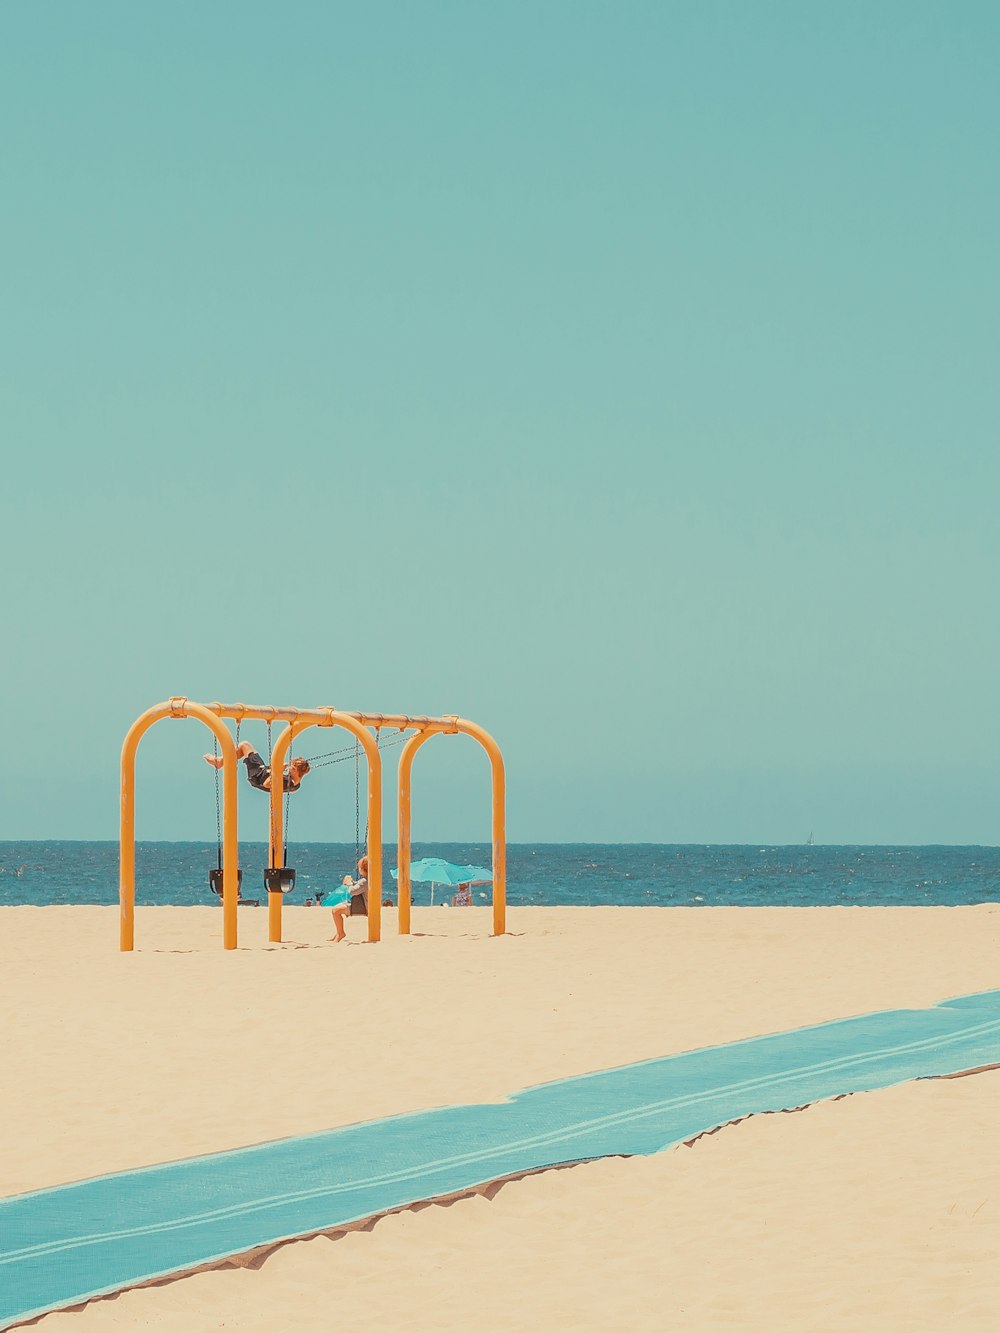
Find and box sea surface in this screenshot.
[1,842,999,909]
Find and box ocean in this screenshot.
[1,842,998,909]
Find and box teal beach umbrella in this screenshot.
[390,857,492,886]
[390,857,492,902]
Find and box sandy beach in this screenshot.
[4,904,999,1330]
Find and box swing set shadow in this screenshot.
[120,698,505,952]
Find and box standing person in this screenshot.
[204,741,310,792]
[451,882,472,907]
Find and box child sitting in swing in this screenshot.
[319,878,355,942]
[318,856,369,941]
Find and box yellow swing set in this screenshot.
[119,698,506,951]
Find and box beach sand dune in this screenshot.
[4,905,999,1329]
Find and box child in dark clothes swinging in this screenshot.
[203,742,311,792]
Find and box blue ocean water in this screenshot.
[0,842,998,908]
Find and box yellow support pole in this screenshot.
[267,721,295,943]
[397,731,434,935]
[453,718,506,936]
[205,700,241,950]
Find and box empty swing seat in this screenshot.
[208,869,259,907]
[263,868,296,894]
[209,868,243,895]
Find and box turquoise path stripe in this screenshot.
[2,990,999,1329]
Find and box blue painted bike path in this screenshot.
[3,989,999,1329]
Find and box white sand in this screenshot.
[4,904,1000,1330]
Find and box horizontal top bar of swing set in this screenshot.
[166,699,463,733]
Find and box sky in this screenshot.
[1,1,998,845]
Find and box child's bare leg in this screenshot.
[204,741,253,769]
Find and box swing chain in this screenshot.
[284,725,292,865]
[354,738,361,862]
[355,727,381,857]
[304,729,408,769]
[213,737,222,871]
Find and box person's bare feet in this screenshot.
[203,754,224,770]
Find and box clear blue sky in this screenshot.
[1,1,998,845]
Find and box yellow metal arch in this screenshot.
[397,720,506,936]
[120,697,241,951]
[267,710,383,944]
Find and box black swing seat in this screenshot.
[208,868,260,907]
[263,867,296,895]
